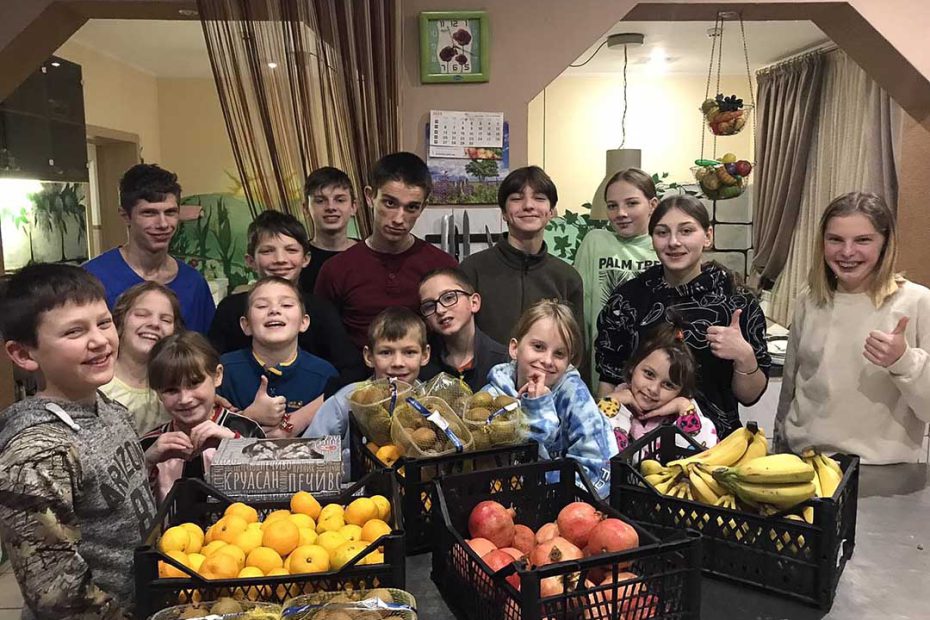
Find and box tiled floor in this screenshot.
[0,562,23,619]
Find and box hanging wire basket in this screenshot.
[700,12,756,152]
[703,101,753,136]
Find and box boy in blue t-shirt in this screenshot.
[218,276,336,437]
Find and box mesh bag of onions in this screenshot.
[390,395,474,458]
[348,378,412,446]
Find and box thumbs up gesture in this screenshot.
[864,316,909,368]
[244,375,287,428]
[706,308,755,367]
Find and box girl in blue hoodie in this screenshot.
[483,300,617,497]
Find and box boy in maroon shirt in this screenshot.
[314,152,457,349]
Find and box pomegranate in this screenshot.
[557,502,603,549]
[535,522,560,545]
[539,575,565,598]
[468,501,516,548]
[623,593,659,619]
[529,536,583,568]
[600,571,643,605]
[499,547,525,561]
[512,524,535,554]
[584,519,640,558]
[482,549,520,589]
[467,537,497,557]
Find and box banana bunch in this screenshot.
[637,422,768,504]
[802,449,843,499]
[713,454,816,510]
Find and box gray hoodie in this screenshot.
[0,393,157,619]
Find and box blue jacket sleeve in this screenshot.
[552,375,619,498]
[520,391,562,461]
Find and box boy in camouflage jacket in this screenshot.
[0,264,157,619]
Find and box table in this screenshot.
[404,463,930,619]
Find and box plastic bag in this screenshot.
[414,372,472,413]
[148,599,280,619]
[348,379,412,446]
[458,390,529,451]
[390,396,473,458]
[282,588,417,619]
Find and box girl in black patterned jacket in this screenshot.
[595,195,771,437]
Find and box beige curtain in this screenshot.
[196,0,399,236]
[751,52,824,286]
[770,50,901,326]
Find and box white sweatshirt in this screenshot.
[774,281,930,464]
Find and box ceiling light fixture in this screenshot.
[178,9,199,17]
[50,61,61,68]
[590,33,646,219]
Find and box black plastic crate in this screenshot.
[432,459,702,620]
[134,470,405,619]
[349,413,538,554]
[611,425,859,609]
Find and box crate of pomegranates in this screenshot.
[611,424,859,609]
[431,459,701,620]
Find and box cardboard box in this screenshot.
[209,436,342,499]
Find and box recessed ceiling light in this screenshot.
[267,62,278,69]
[50,61,61,67]
[178,9,199,17]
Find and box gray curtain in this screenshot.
[751,52,825,287]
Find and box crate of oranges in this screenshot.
[349,413,538,554]
[134,469,404,619]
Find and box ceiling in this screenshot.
[567,20,829,76]
[68,19,213,78]
[66,18,829,80]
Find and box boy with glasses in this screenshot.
[418,268,508,391]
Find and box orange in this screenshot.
[330,541,369,570]
[158,550,190,578]
[360,519,392,543]
[159,526,192,554]
[344,497,379,526]
[245,546,283,574]
[225,502,259,524]
[298,527,318,547]
[289,513,315,530]
[201,540,228,557]
[179,523,205,553]
[247,522,263,533]
[262,519,300,557]
[287,544,330,574]
[263,509,292,526]
[233,528,264,555]
[213,515,249,544]
[204,524,216,544]
[315,514,345,534]
[237,566,264,578]
[364,550,385,565]
[339,524,362,543]
[214,544,245,570]
[316,531,347,554]
[370,495,391,521]
[318,503,344,521]
[187,553,206,573]
[375,444,403,466]
[290,491,322,520]
[199,552,239,580]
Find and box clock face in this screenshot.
[426,18,483,77]
[419,11,489,84]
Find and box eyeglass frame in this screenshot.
[419,289,473,316]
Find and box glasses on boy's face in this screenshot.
[419,289,470,316]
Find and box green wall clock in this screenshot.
[419,11,489,83]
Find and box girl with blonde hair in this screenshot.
[482,299,617,497]
[774,192,930,463]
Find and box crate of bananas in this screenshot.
[610,423,859,609]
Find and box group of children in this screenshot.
[0,155,745,619]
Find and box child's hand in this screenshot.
[608,387,635,408]
[145,431,193,467]
[707,309,755,368]
[518,373,550,399]
[189,420,235,452]
[244,375,287,427]
[864,316,909,367]
[214,393,239,413]
[639,396,693,420]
